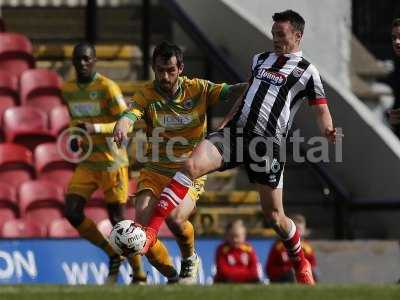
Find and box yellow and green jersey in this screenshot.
[62,73,128,171]
[123,76,230,176]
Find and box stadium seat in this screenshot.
[97,218,113,236]
[3,106,55,151]
[0,71,18,134]
[0,70,18,103]
[85,190,108,223]
[48,218,79,238]
[0,143,35,188]
[19,180,64,228]
[49,105,70,136]
[0,33,35,78]
[0,182,18,232]
[20,69,63,113]
[34,142,75,189]
[1,218,46,238]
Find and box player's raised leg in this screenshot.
[257,184,315,285]
[144,139,223,248]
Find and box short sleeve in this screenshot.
[305,65,328,106]
[122,90,147,121]
[108,82,128,117]
[203,79,229,107]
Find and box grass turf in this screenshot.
[1,284,400,300]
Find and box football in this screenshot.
[109,220,146,256]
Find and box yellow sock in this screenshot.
[129,255,146,279]
[175,220,195,258]
[146,239,177,279]
[77,217,118,257]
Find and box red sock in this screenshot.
[147,172,192,233]
[282,220,305,270]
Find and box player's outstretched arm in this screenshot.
[312,103,342,144]
[217,82,248,129]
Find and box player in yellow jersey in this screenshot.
[113,41,247,284]
[62,42,156,284]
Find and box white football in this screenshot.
[109,220,146,256]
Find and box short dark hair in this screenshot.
[152,41,183,66]
[392,18,400,28]
[73,42,96,58]
[272,9,305,34]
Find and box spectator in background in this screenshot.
[388,18,400,129]
[266,214,319,283]
[214,219,260,283]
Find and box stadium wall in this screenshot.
[174,0,400,199]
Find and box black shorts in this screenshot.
[206,127,285,188]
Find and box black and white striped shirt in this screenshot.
[233,51,327,143]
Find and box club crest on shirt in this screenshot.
[89,91,98,100]
[292,67,305,78]
[255,68,287,86]
[183,98,194,110]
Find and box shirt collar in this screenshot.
[284,51,302,57]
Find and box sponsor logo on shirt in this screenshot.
[292,67,305,78]
[158,114,194,129]
[69,102,101,117]
[255,68,287,86]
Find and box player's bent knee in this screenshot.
[183,158,200,180]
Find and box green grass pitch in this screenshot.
[1,284,400,300]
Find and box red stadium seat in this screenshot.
[48,218,79,238]
[97,218,113,236]
[128,178,137,196]
[0,143,35,188]
[0,70,18,103]
[1,218,46,238]
[19,180,64,228]
[3,106,55,150]
[20,69,63,113]
[0,33,35,77]
[34,142,75,190]
[49,106,70,135]
[0,71,18,133]
[0,182,18,232]
[85,190,108,223]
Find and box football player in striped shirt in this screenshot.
[133,10,340,285]
[113,41,247,284]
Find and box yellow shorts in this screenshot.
[137,169,206,202]
[67,165,128,204]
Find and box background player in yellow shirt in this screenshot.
[62,42,145,284]
[114,41,247,283]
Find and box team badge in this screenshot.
[292,67,305,78]
[183,98,194,110]
[89,91,98,100]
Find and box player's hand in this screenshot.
[325,128,343,144]
[77,122,95,134]
[113,117,132,148]
[389,108,400,125]
[139,227,157,256]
